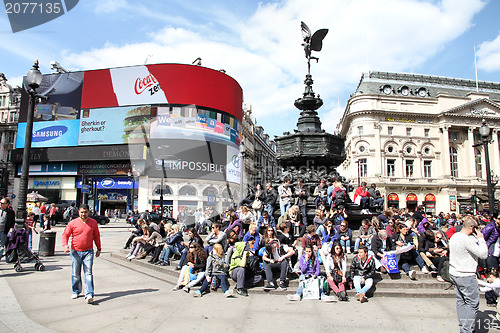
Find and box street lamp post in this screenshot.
[479,121,496,217]
[16,61,46,224]
[160,159,164,218]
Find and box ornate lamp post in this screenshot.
[16,61,45,224]
[478,121,496,217]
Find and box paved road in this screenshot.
[0,220,498,333]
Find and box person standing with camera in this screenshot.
[449,217,488,333]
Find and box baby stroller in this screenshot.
[5,228,45,272]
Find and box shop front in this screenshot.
[28,177,77,204]
[77,176,136,215]
[406,193,418,212]
[387,193,400,209]
[424,193,436,214]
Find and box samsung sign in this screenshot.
[32,126,68,142]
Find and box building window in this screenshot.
[406,128,412,136]
[358,126,364,135]
[387,159,395,177]
[388,126,393,135]
[358,158,367,178]
[424,128,430,137]
[450,147,458,177]
[405,160,414,177]
[179,185,197,196]
[474,148,482,178]
[423,160,432,178]
[359,146,366,153]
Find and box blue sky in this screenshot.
[2,0,500,138]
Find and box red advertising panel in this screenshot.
[425,194,436,202]
[406,193,418,201]
[387,193,399,201]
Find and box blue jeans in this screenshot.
[27,229,33,250]
[353,275,373,295]
[279,202,290,217]
[354,237,372,252]
[340,239,351,252]
[264,204,274,217]
[160,245,181,263]
[177,247,188,268]
[398,249,425,274]
[198,274,229,293]
[0,231,7,261]
[70,249,94,297]
[450,274,480,333]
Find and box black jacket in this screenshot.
[370,234,395,257]
[265,187,278,206]
[392,232,414,261]
[349,254,376,279]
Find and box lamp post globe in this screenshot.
[26,60,43,89]
[479,121,491,139]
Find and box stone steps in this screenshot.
[106,250,465,298]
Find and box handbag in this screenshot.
[301,276,320,300]
[252,199,262,210]
[333,269,343,283]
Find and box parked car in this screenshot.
[91,214,110,225]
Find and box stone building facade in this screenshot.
[337,71,500,214]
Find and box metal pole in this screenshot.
[160,159,164,218]
[484,138,496,217]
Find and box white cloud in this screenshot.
[60,0,486,137]
[477,32,500,72]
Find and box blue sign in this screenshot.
[207,194,217,206]
[16,119,79,148]
[77,177,135,189]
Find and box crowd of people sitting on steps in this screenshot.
[121,176,500,307]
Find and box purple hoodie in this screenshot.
[299,253,321,277]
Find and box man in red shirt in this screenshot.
[62,204,101,304]
[354,182,371,214]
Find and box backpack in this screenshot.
[63,207,71,220]
[70,206,78,218]
[440,259,451,283]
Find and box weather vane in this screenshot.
[301,21,328,75]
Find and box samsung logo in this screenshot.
[32,126,68,142]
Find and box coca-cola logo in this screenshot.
[134,74,159,95]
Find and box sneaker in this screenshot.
[278,283,287,291]
[346,247,351,254]
[360,296,368,303]
[287,294,301,301]
[193,290,202,297]
[321,295,337,302]
[175,266,182,270]
[173,285,181,291]
[224,289,234,298]
[128,255,136,260]
[183,286,190,293]
[436,276,445,282]
[263,283,276,290]
[408,270,416,280]
[71,293,79,299]
[487,303,497,307]
[85,295,93,304]
[421,266,429,274]
[355,292,365,301]
[236,288,248,297]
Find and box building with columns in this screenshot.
[337,71,500,214]
[0,74,21,198]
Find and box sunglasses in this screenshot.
[189,246,195,249]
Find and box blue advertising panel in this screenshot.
[16,119,80,148]
[77,177,136,189]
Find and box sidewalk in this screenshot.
[0,221,495,332]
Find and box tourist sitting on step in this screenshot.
[227,237,262,297]
[155,224,184,266]
[335,222,352,254]
[238,206,256,234]
[173,242,207,293]
[377,210,394,229]
[224,213,244,239]
[418,230,448,282]
[313,179,328,209]
[478,269,500,309]
[370,229,395,274]
[354,219,377,253]
[262,239,295,291]
[392,223,427,280]
[353,182,371,215]
[350,245,375,303]
[193,244,234,298]
[276,222,299,269]
[324,241,348,301]
[278,205,304,239]
[174,227,204,270]
[126,224,149,260]
[204,223,227,256]
[243,223,261,251]
[287,244,336,302]
[319,220,336,245]
[123,218,147,249]
[256,210,276,236]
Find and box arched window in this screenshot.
[474,148,482,178]
[450,147,459,178]
[179,185,197,196]
[202,186,218,196]
[153,184,173,195]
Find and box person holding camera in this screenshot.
[449,217,488,333]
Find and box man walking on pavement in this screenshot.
[449,216,488,333]
[62,204,102,304]
[0,198,15,261]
